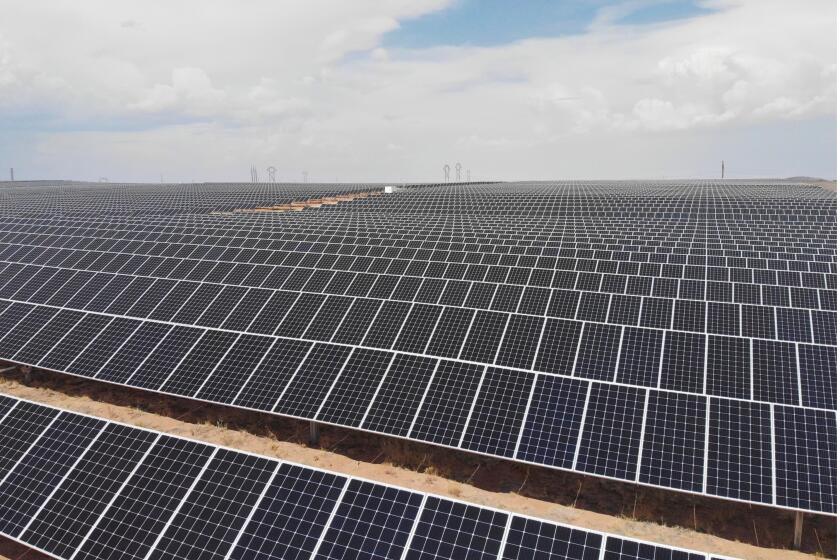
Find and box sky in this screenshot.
[0,0,835,183]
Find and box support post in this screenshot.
[309,422,320,446]
[793,511,804,549]
[19,365,32,384]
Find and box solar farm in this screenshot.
[0,179,834,560]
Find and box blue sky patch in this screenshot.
[384,0,714,48]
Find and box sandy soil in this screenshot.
[0,369,834,560]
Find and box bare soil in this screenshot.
[0,368,834,560]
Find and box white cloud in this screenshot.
[0,0,835,181]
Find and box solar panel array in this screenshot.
[0,180,834,515]
[0,393,737,560]
[0,182,385,217]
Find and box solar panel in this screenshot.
[0,412,105,536]
[148,449,276,560]
[0,394,733,560]
[20,424,158,558]
[0,180,833,515]
[314,479,422,560]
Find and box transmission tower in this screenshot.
[455,162,462,182]
[443,164,450,182]
[267,166,276,183]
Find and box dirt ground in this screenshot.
[0,368,834,560]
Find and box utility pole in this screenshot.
[9,168,13,181]
[721,160,725,179]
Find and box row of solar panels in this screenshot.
[4,214,834,266]
[0,394,735,560]
[0,300,834,514]
[13,207,831,235]
[1,257,835,341]
[0,260,834,409]
[0,182,386,216]
[1,232,836,316]
[2,236,836,296]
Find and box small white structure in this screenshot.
[384,185,394,194]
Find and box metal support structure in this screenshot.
[19,364,32,384]
[309,421,321,446]
[793,511,804,549]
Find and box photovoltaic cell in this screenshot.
[639,392,706,492]
[462,367,533,457]
[362,354,438,436]
[315,479,422,560]
[406,496,507,560]
[705,336,751,400]
[317,348,393,427]
[517,376,588,469]
[275,344,352,419]
[394,304,443,354]
[798,344,836,410]
[615,327,662,387]
[0,401,60,481]
[460,310,508,363]
[362,300,410,349]
[74,436,214,560]
[659,331,705,394]
[66,317,141,378]
[0,306,58,358]
[501,516,602,560]
[706,398,772,504]
[234,339,312,411]
[38,314,112,372]
[196,334,275,404]
[331,298,382,345]
[13,309,84,366]
[160,330,239,396]
[95,321,172,384]
[21,424,158,558]
[126,325,204,390]
[0,412,105,536]
[148,449,276,560]
[576,383,645,480]
[534,319,581,375]
[410,360,484,447]
[425,307,474,358]
[574,323,621,381]
[230,464,346,560]
[603,536,704,560]
[774,406,836,513]
[495,314,543,369]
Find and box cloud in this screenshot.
[0,0,835,181]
